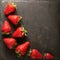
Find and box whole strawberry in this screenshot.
[3,38,17,49]
[15,41,30,57]
[2,20,11,35]
[28,49,43,59]
[44,52,54,59]
[12,27,27,38]
[8,15,22,25]
[4,3,16,15]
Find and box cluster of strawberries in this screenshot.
[1,2,54,60]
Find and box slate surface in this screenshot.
[0,0,60,60]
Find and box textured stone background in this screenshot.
[0,0,60,60]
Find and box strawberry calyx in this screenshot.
[27,49,32,56]
[21,27,28,36]
[15,51,22,58]
[2,32,11,35]
[11,2,16,8]
[18,16,22,23]
[44,53,46,59]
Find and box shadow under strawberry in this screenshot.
[3,44,19,60]
[16,36,29,45]
[5,11,16,17]
[2,34,11,38]
[30,59,43,60]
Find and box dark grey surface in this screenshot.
[0,0,60,60]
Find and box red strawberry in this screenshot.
[44,53,54,59]
[28,49,43,59]
[2,20,11,35]
[3,38,17,49]
[4,3,16,15]
[8,15,22,25]
[12,27,27,38]
[15,41,30,56]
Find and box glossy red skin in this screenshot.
[30,49,43,59]
[4,38,17,49]
[45,53,54,59]
[8,15,21,25]
[16,42,30,56]
[2,20,11,33]
[12,27,24,38]
[4,3,16,15]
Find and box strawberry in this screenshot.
[28,49,43,59]
[8,15,22,25]
[2,20,11,35]
[15,41,30,57]
[44,53,54,59]
[3,38,17,49]
[12,27,27,38]
[4,3,16,15]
